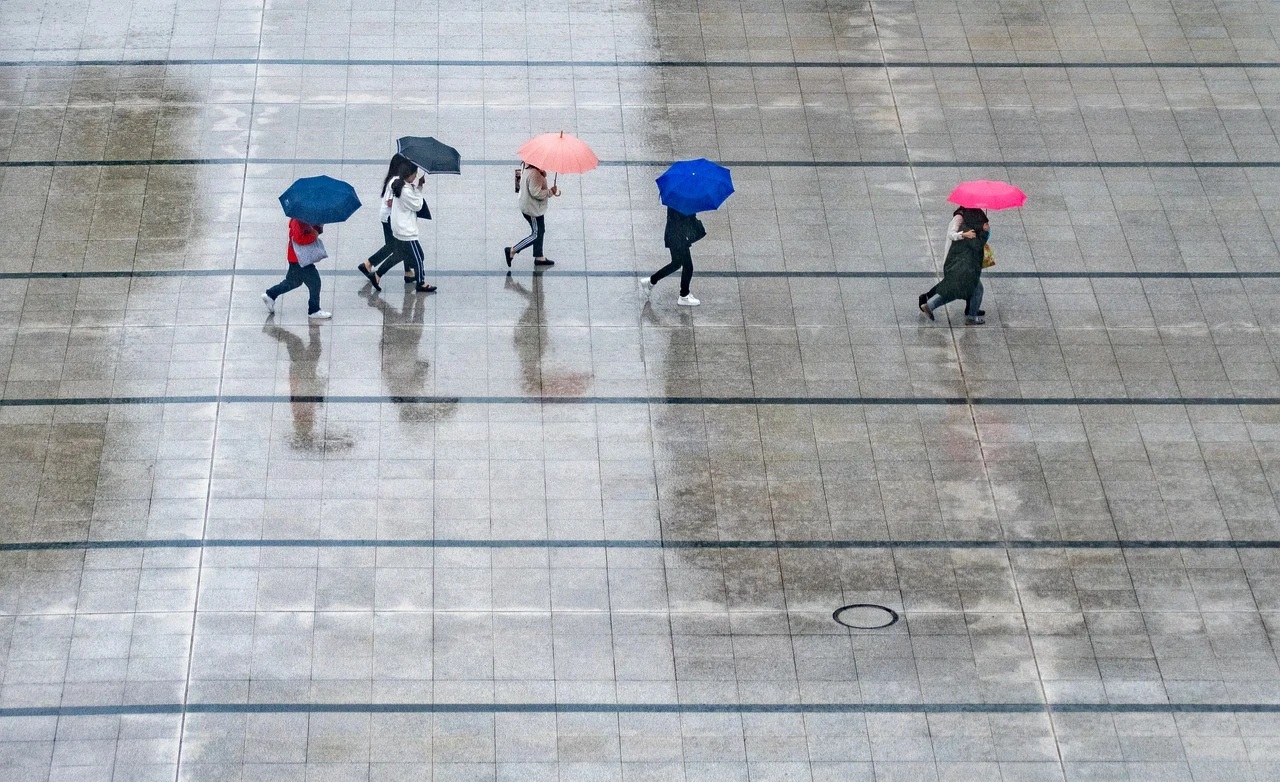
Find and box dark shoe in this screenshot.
[534,258,555,267]
[918,293,927,308]
[503,247,513,268]
[404,276,416,284]
[920,302,934,321]
[416,284,437,294]
[357,263,381,291]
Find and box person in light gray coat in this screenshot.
[504,163,560,268]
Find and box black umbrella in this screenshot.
[396,136,461,175]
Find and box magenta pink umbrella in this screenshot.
[948,180,1026,210]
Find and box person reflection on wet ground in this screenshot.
[360,287,457,423]
[262,321,352,451]
[640,300,713,538]
[504,272,591,396]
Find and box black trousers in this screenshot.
[651,246,693,296]
[378,237,425,284]
[368,220,396,266]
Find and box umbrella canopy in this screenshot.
[396,136,462,175]
[656,158,734,215]
[278,175,362,224]
[948,180,1026,211]
[518,131,599,175]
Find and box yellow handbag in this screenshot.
[982,243,995,268]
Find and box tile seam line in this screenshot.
[6,270,1279,280]
[2,538,1278,551]
[1,703,1277,717]
[1,395,1278,407]
[3,159,1279,169]
[0,58,1276,68]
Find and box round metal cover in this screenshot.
[832,604,899,629]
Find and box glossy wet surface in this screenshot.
[4,1,1280,780]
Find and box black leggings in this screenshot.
[651,246,693,296]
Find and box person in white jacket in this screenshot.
[358,154,417,290]
[503,163,559,268]
[385,167,435,293]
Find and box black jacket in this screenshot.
[664,207,705,249]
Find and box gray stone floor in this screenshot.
[4,1,1280,780]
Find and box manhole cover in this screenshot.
[833,604,899,629]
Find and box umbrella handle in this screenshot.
[553,172,558,188]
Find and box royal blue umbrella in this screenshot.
[655,158,734,215]
[278,175,362,225]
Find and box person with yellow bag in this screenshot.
[919,207,989,325]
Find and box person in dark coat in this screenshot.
[643,207,705,306]
[919,207,989,325]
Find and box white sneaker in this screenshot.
[308,310,332,320]
[677,294,700,306]
[641,278,653,296]
[261,292,275,313]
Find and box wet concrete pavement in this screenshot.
[4,1,1280,780]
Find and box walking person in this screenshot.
[918,207,989,325]
[642,206,706,306]
[357,153,417,288]
[359,159,433,292]
[919,206,984,317]
[504,163,559,268]
[262,217,330,319]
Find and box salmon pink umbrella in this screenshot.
[518,131,599,185]
[948,180,1026,211]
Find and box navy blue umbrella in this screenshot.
[656,158,734,215]
[278,175,362,224]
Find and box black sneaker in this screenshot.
[534,258,555,267]
[503,247,513,268]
